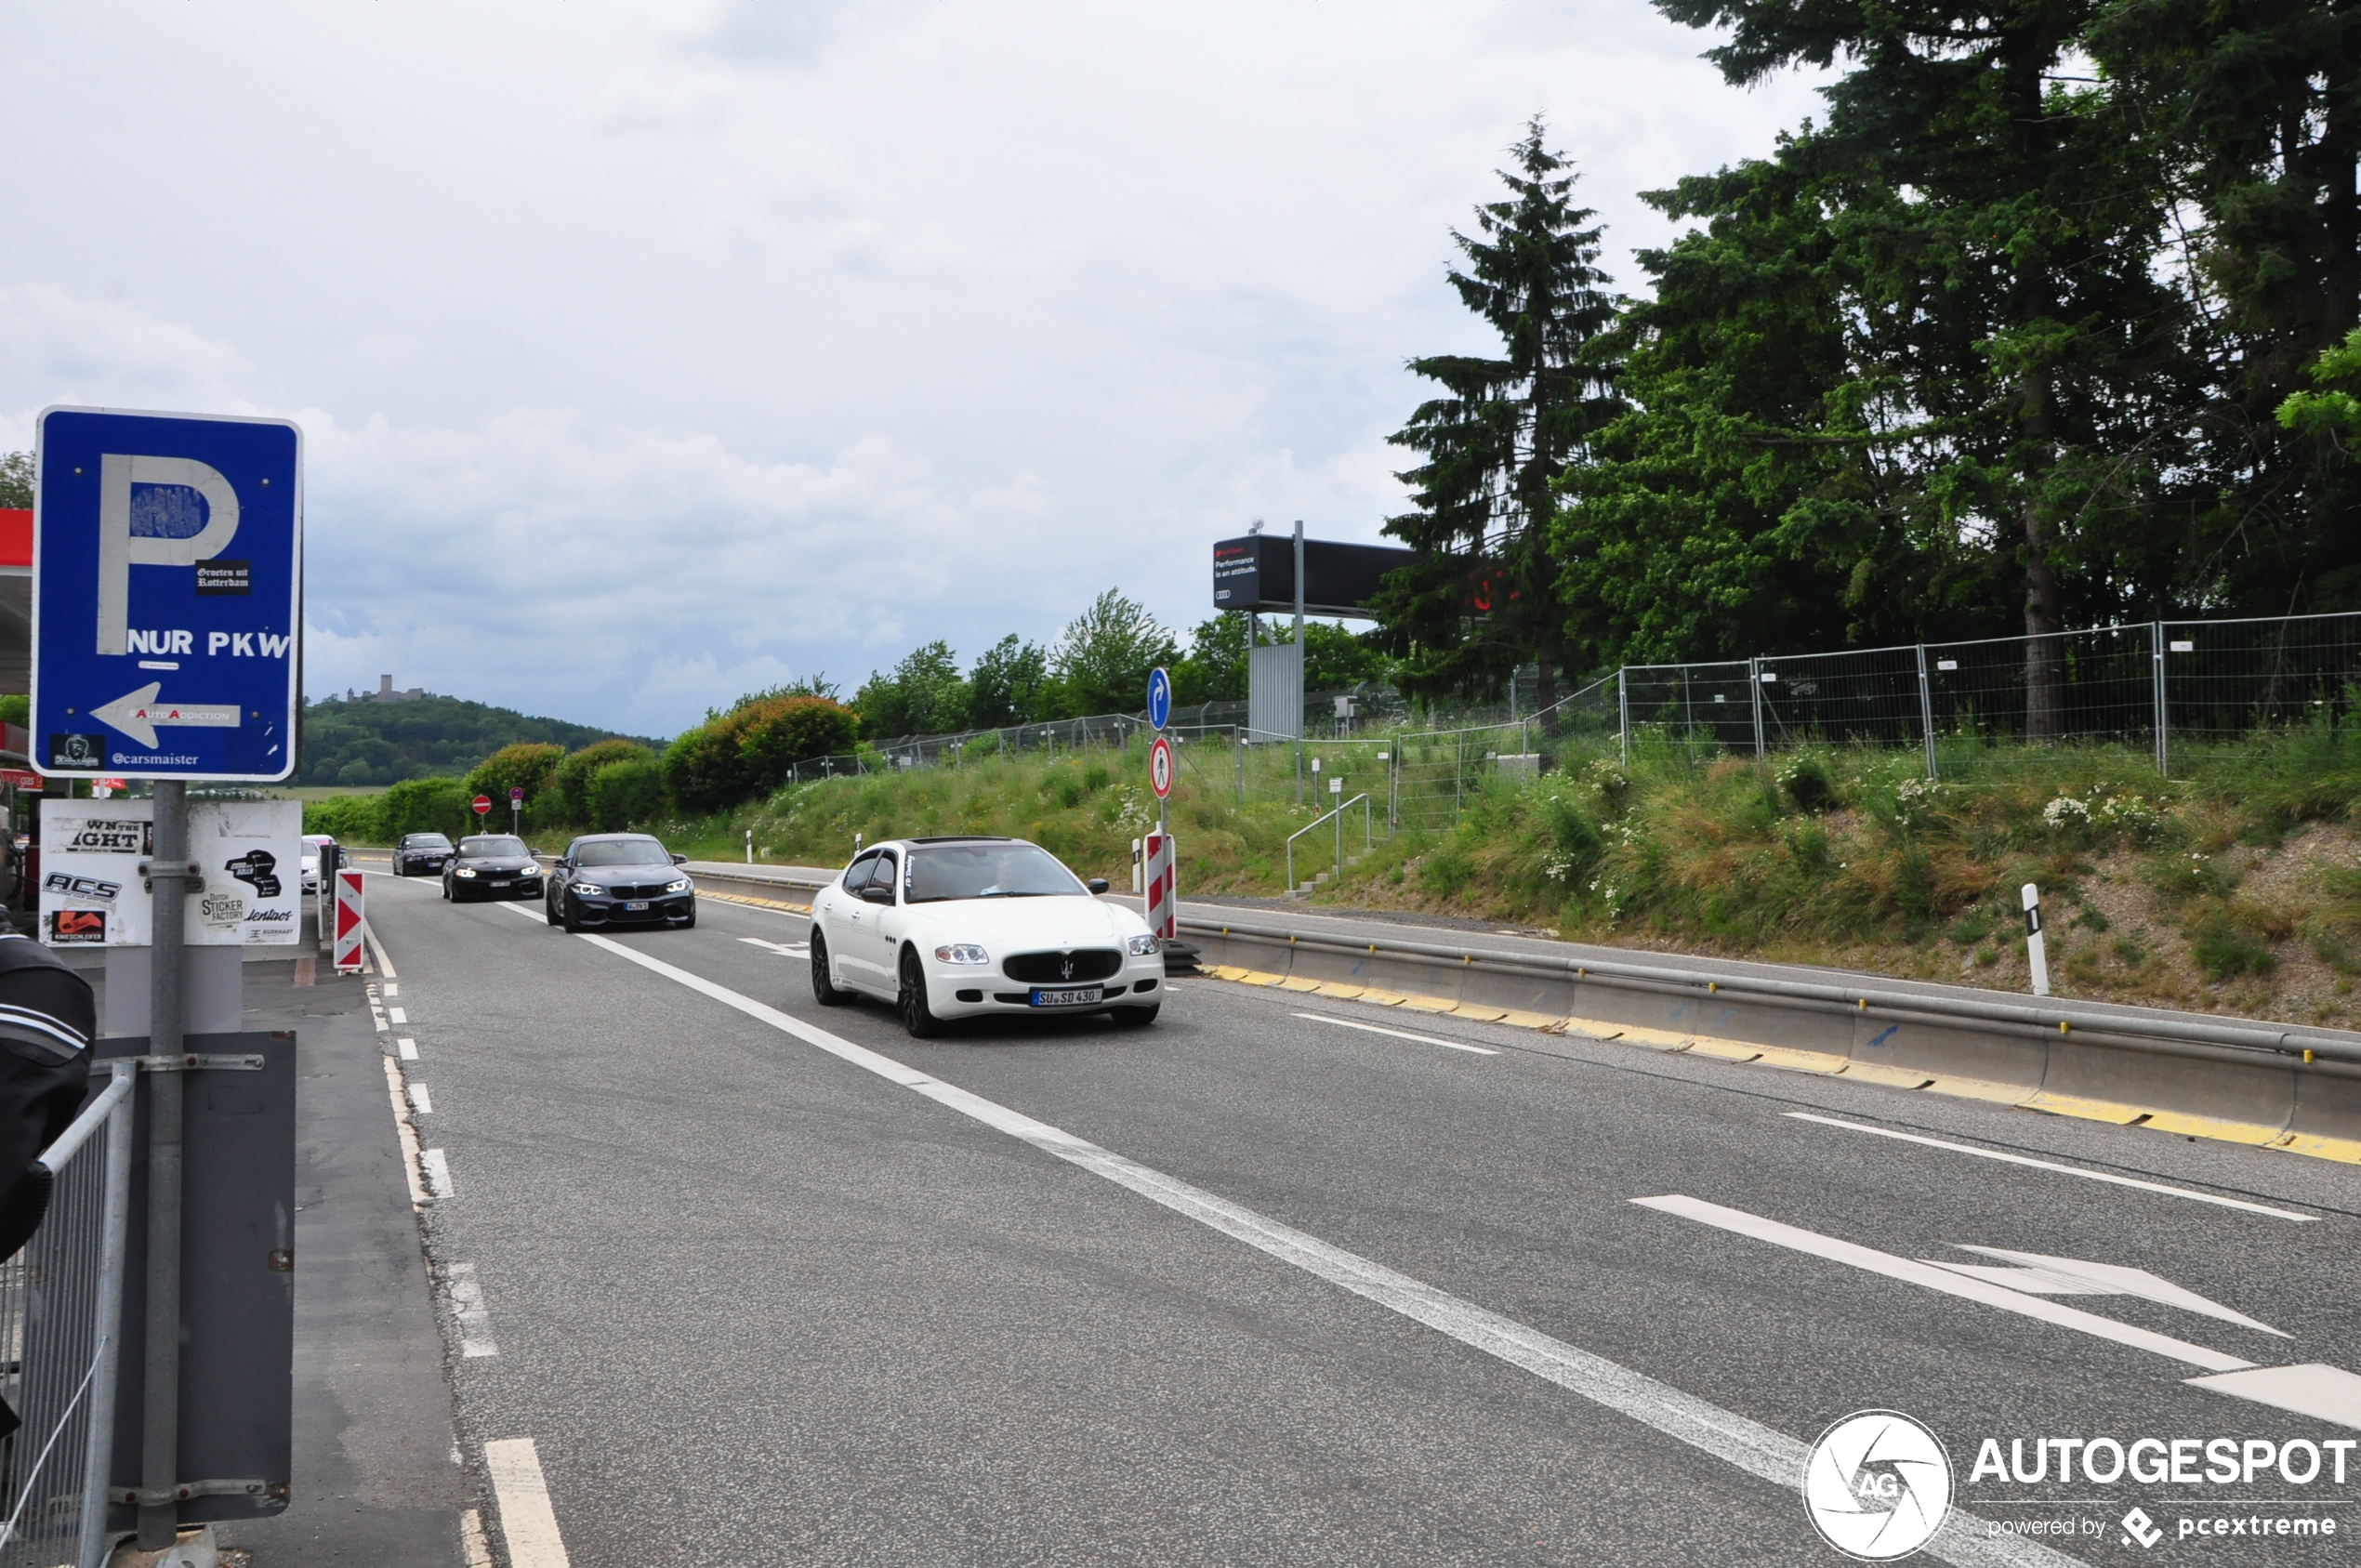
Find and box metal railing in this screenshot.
[1286,794,1371,898]
[0,1061,136,1568]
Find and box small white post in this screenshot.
[2021,882,2050,997]
[745,828,753,865]
[1131,837,1142,894]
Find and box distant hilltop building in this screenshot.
[344,674,427,703]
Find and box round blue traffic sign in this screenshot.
[1146,665,1172,730]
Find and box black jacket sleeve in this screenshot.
[0,935,98,1263]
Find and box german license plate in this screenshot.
[490,879,513,888]
[1030,986,1101,1008]
[626,900,651,911]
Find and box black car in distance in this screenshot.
[546,833,695,932]
[395,832,455,876]
[442,835,545,903]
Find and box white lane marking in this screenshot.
[484,1438,571,1568]
[737,936,809,956]
[398,1037,418,1061]
[366,920,398,980]
[1924,1247,2286,1337]
[422,1148,455,1199]
[2184,1364,2361,1430]
[1632,1194,2254,1373]
[567,930,2082,1568]
[446,1262,500,1358]
[382,1057,429,1208]
[1289,1011,1497,1055]
[383,981,399,996]
[410,1085,434,1115]
[389,1006,408,1024]
[459,1508,494,1568]
[1783,1113,2317,1221]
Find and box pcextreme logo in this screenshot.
[1803,1411,1954,1560]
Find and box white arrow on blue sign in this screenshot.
[1146,665,1172,731]
[32,407,303,782]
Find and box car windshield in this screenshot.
[906,843,1086,903]
[575,839,669,866]
[459,837,530,858]
[408,835,452,849]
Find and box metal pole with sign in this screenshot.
[30,406,302,1551]
[1146,669,1176,941]
[510,785,523,835]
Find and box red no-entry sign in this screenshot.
[472,795,492,816]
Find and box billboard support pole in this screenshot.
[1293,520,1305,808]
[138,778,189,1550]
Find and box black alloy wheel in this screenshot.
[811,931,850,1006]
[545,892,562,929]
[561,892,584,934]
[896,946,942,1038]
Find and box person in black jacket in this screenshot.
[0,914,98,1438]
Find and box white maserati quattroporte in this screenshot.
[808,836,1164,1036]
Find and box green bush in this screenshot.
[587,758,666,832]
[379,776,473,840]
[463,743,563,812]
[1780,756,1837,813]
[555,740,654,823]
[2189,914,2275,980]
[665,694,860,811]
[301,794,386,841]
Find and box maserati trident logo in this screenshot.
[1060,954,1075,982]
[1802,1410,1954,1561]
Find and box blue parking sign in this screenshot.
[32,408,302,781]
[1146,665,1172,731]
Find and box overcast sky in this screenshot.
[0,2,1824,738]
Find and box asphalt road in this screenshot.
[357,868,2361,1566]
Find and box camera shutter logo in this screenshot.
[1802,1410,1953,1561]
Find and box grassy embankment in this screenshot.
[649,722,2361,1029]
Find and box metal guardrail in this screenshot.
[1178,915,2361,1068]
[0,1061,136,1568]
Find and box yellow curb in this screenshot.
[1352,989,1413,1008]
[1275,976,1325,993]
[2023,1091,2147,1124]
[702,890,812,914]
[1685,1037,1762,1063]
[1753,1046,1850,1074]
[1454,1005,1511,1022]
[1205,965,1255,982]
[1924,1075,2035,1104]
[1497,1009,1564,1031]
[2139,1111,2286,1146]
[2271,1132,2361,1165]
[1840,1063,1939,1090]
[1311,982,1368,999]
[1397,994,1460,1014]
[1235,969,1289,987]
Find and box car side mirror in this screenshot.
[1087,877,1110,895]
[860,884,894,906]
[672,852,688,865]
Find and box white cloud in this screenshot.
[0,0,1827,735]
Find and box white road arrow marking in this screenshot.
[1923,1246,2288,1337]
[736,937,808,956]
[88,682,240,747]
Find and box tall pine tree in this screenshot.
[1372,121,1620,719]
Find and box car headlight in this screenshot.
[665,878,691,893]
[934,943,990,965]
[455,867,477,877]
[1127,934,1162,955]
[574,881,604,896]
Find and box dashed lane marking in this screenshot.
[483,1438,571,1568]
[410,1084,434,1115]
[1784,1113,2317,1222]
[1288,1010,1497,1055]
[422,1148,455,1199]
[398,1037,418,1061]
[388,1007,408,1024]
[382,1057,429,1209]
[446,1262,500,1358]
[559,929,2084,1568]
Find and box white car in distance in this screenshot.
[809,837,1163,1036]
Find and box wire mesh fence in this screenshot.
[0,1063,134,1568]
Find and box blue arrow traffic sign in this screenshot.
[1146,665,1172,731]
[32,407,303,781]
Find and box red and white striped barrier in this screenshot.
[1143,831,1176,941]
[333,868,366,972]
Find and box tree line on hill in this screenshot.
[294,692,658,786]
[1372,1,2359,729]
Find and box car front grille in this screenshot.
[600,883,676,899]
[1001,949,1122,984]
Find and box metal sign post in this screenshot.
[509,785,522,835]
[1148,670,1175,940]
[30,407,302,1551]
